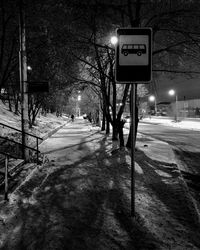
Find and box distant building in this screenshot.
[151,76,200,118]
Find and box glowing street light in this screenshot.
[149,95,157,114]
[77,95,81,101]
[110,36,118,45]
[116,102,122,107]
[27,65,32,71]
[77,94,81,116]
[168,89,178,122]
[149,95,155,102]
[168,89,175,96]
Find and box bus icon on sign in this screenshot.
[121,44,146,56]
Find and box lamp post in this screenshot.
[110,35,118,138]
[168,89,178,122]
[149,95,157,115]
[77,94,81,117]
[19,0,29,161]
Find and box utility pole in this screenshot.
[19,0,29,161]
[175,94,178,122]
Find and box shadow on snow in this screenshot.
[2,134,200,250]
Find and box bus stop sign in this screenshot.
[115,28,152,83]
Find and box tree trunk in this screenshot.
[101,108,106,131]
[118,119,126,147]
[106,115,110,134]
[126,0,141,149]
[126,105,139,148]
[7,93,12,112]
[112,86,118,140]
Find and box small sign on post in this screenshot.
[115,28,152,83]
[115,27,152,217]
[28,81,49,93]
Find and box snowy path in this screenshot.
[0,119,200,250]
[39,119,98,163]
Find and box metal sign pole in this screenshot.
[131,84,136,217]
[115,27,152,217]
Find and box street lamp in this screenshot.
[77,94,81,116]
[148,95,157,114]
[77,95,81,101]
[168,89,178,122]
[110,36,118,45]
[27,65,32,71]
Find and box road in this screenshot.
[138,121,200,175]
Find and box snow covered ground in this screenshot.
[0,116,200,248]
[141,116,200,131]
[0,102,69,139]
[0,102,200,249]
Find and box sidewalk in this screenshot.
[0,119,200,250]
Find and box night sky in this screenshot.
[155,76,200,103]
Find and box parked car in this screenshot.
[156,111,167,116]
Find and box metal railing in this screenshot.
[0,135,40,160]
[0,123,43,201]
[0,122,43,162]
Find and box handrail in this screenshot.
[0,151,19,160]
[0,136,38,152]
[0,122,43,140]
[0,135,40,163]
